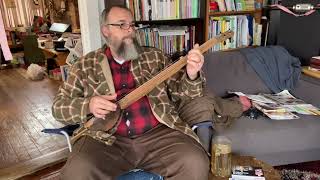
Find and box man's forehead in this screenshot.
[108,7,133,22]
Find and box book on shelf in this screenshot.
[126,0,200,21]
[310,56,320,71]
[311,56,320,65]
[230,90,320,120]
[135,25,195,56]
[210,0,257,12]
[230,165,265,180]
[216,0,227,11]
[209,1,219,12]
[208,15,261,51]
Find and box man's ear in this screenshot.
[101,26,110,38]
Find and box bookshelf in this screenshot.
[208,9,262,17]
[104,0,206,57]
[204,0,263,51]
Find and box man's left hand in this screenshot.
[186,44,204,80]
[239,96,252,112]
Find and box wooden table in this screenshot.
[209,155,281,180]
[40,47,69,66]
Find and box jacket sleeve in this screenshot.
[158,51,205,102]
[51,62,91,124]
[177,89,244,127]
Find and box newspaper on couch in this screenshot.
[230,90,320,120]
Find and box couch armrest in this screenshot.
[291,74,320,107]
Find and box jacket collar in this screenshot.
[96,44,144,87]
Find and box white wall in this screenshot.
[78,0,105,55]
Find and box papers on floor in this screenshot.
[231,90,320,120]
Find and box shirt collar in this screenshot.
[105,47,130,66]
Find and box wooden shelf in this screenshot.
[204,0,264,43]
[135,18,202,25]
[209,9,262,17]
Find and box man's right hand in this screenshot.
[89,94,118,119]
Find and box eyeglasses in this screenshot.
[106,23,136,30]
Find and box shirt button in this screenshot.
[122,84,127,88]
[126,120,130,126]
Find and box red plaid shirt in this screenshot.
[106,48,159,137]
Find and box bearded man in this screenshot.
[52,5,209,180]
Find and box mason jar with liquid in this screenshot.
[211,135,232,177]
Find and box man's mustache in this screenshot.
[122,35,135,41]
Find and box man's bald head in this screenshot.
[100,5,132,27]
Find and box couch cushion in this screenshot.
[203,51,272,97]
[291,75,320,107]
[219,115,320,166]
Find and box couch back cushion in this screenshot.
[203,50,272,97]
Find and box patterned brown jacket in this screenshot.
[52,45,205,145]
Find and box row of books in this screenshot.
[126,0,200,21]
[135,25,195,56]
[211,0,257,12]
[208,15,262,51]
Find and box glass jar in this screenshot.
[211,135,232,177]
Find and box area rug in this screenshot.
[280,169,320,180]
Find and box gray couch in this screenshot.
[203,50,320,166]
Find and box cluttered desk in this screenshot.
[39,45,68,66]
[37,23,82,66]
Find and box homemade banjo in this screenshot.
[71,31,234,142]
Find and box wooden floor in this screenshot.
[0,68,68,179]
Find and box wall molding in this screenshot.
[78,0,105,54]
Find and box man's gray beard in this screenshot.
[105,37,142,60]
[117,38,142,60]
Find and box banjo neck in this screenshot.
[117,31,234,109]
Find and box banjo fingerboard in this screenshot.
[118,31,234,109]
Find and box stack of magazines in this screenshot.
[229,165,265,180]
[231,90,320,120]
